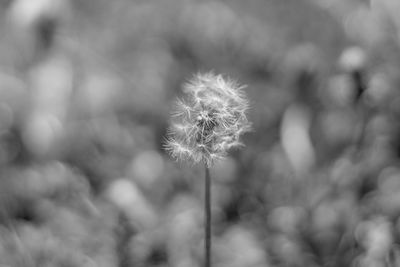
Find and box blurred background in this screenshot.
[1,0,400,266]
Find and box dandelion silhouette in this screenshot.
[165,72,251,267]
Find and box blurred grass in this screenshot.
[1,0,400,266]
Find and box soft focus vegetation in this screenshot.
[1,0,400,266]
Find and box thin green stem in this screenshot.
[205,164,211,267]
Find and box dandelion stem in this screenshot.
[204,164,211,267]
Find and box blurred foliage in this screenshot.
[1,0,400,266]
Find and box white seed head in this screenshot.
[165,72,251,167]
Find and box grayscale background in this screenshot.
[0,0,399,266]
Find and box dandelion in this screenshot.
[165,72,251,167]
[165,72,251,267]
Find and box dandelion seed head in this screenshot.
[165,72,251,167]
